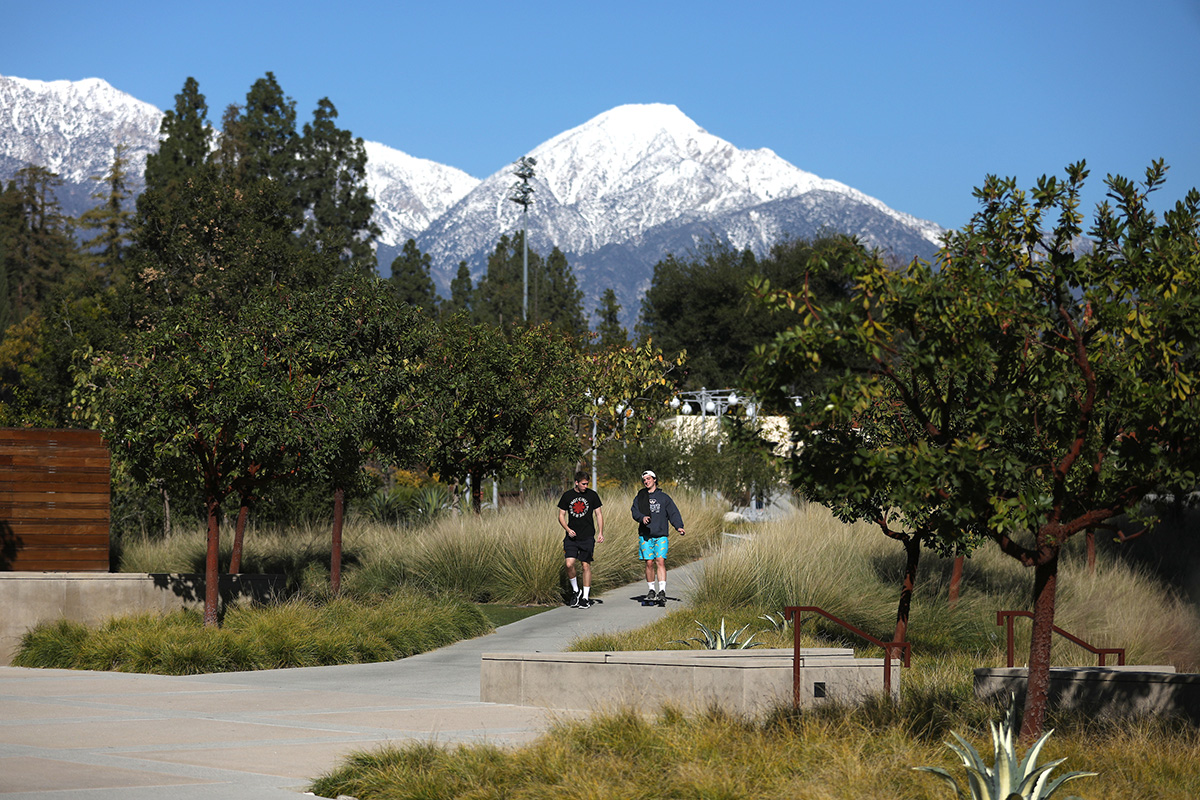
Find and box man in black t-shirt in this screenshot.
[557,471,604,608]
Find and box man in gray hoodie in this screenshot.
[630,469,685,605]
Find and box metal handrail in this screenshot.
[783,606,910,703]
[996,610,1125,667]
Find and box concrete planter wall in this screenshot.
[975,666,1200,723]
[0,572,283,664]
[482,648,899,717]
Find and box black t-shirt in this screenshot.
[558,487,603,540]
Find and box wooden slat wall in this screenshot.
[0,429,111,571]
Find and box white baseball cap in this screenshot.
[641,470,657,479]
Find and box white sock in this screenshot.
[582,586,590,599]
[570,577,579,592]
[658,581,666,593]
[648,582,656,592]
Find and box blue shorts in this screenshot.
[638,536,669,560]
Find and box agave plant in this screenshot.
[913,695,1096,800]
[670,618,764,650]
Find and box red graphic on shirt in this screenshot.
[569,498,589,517]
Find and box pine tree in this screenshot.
[78,144,134,291]
[447,260,473,316]
[594,287,628,349]
[540,246,587,338]
[297,97,379,272]
[475,234,535,326]
[142,77,213,200]
[210,103,245,180]
[3,167,78,320]
[389,238,439,311]
[238,73,299,199]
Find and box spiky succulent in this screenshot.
[914,695,1096,800]
[670,618,764,650]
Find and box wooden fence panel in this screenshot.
[0,429,111,572]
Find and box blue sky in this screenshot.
[6,0,1199,231]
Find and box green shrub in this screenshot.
[13,589,491,674]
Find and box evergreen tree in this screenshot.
[0,231,11,333]
[210,103,245,180]
[78,144,134,291]
[2,167,78,321]
[297,97,379,272]
[389,238,439,311]
[540,246,587,338]
[447,260,473,316]
[593,288,628,349]
[474,233,535,326]
[238,72,299,209]
[142,77,213,201]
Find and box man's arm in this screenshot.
[594,506,605,543]
[667,497,685,535]
[559,508,575,538]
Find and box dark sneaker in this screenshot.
[570,590,584,608]
[645,590,657,603]
[578,597,591,609]
[656,590,666,605]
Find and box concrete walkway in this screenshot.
[0,568,697,800]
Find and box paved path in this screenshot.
[0,568,697,800]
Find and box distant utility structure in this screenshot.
[508,156,537,321]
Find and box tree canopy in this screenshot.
[640,236,862,390]
[749,161,1200,738]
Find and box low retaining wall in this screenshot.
[481,648,898,717]
[975,666,1200,723]
[0,572,284,665]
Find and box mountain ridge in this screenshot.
[2,74,945,329]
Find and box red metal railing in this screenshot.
[996,610,1125,667]
[783,606,910,703]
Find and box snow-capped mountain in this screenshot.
[363,141,478,247]
[2,76,945,330]
[0,75,477,247]
[0,76,161,212]
[417,102,943,329]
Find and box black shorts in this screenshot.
[563,538,595,563]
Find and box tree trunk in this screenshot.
[161,485,171,540]
[948,555,964,609]
[892,535,921,643]
[229,492,251,574]
[203,494,221,628]
[1021,548,1060,740]
[331,486,345,595]
[470,468,483,515]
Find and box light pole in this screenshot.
[508,156,536,322]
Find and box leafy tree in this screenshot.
[126,168,337,318]
[296,97,379,272]
[749,161,1200,739]
[142,77,213,202]
[420,316,584,513]
[593,287,628,349]
[390,238,440,311]
[640,237,861,390]
[574,339,685,481]
[77,144,134,291]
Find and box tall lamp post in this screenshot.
[508,156,537,322]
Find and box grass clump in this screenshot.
[310,700,1200,800]
[14,588,490,674]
